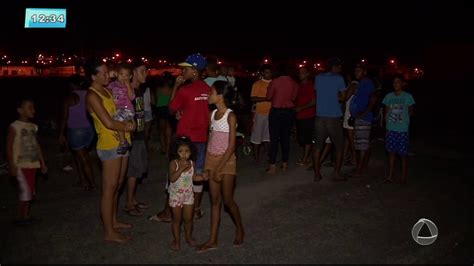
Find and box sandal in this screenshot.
[194,208,204,220]
[148,214,171,223]
[123,207,143,216]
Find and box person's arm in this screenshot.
[170,76,185,101]
[213,112,237,180]
[265,82,274,101]
[168,160,191,183]
[295,99,316,113]
[250,83,267,103]
[58,94,72,148]
[357,93,378,119]
[6,126,16,176]
[86,90,135,132]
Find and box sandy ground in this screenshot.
[0,130,472,264]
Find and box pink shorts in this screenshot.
[169,189,194,208]
[17,168,37,201]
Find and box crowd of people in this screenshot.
[6,53,415,252]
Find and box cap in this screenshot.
[178,53,207,71]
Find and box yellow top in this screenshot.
[88,87,130,150]
[251,79,272,115]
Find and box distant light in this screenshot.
[141,57,145,60]
[361,59,366,63]
[115,53,120,57]
[264,59,269,63]
[218,61,222,65]
[127,58,132,63]
[317,63,321,67]
[102,58,107,63]
[390,59,395,64]
[159,60,162,63]
[414,68,418,71]
[7,60,11,64]
[112,56,115,60]
[163,60,167,63]
[298,64,304,68]
[68,57,72,60]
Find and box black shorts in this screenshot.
[296,118,314,145]
[156,106,170,120]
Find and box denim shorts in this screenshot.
[67,127,95,151]
[97,148,129,161]
[193,142,207,175]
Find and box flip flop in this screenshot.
[196,244,218,254]
[123,207,143,216]
[135,202,150,209]
[148,214,171,223]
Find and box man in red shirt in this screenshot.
[169,53,210,219]
[294,66,316,167]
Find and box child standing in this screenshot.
[198,80,244,253]
[382,75,415,184]
[7,99,47,225]
[168,137,203,251]
[108,64,135,154]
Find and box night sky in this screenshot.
[2,0,473,74]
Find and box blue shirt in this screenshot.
[382,91,415,132]
[350,77,375,122]
[315,72,346,118]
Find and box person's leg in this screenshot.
[165,121,172,155]
[77,149,95,189]
[198,175,221,251]
[267,109,278,174]
[347,129,357,165]
[144,121,152,152]
[183,204,197,246]
[159,118,166,154]
[170,206,182,251]
[280,110,293,170]
[387,153,396,182]
[102,158,129,242]
[321,143,332,163]
[327,119,345,180]
[400,156,408,185]
[313,117,329,181]
[193,143,206,219]
[115,156,133,228]
[126,177,139,209]
[221,174,244,246]
[72,150,86,187]
[253,143,261,162]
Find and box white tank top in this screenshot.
[208,108,232,155]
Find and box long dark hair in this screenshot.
[212,80,235,108]
[169,136,197,162]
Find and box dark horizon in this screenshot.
[2,0,473,79]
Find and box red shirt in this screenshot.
[169,80,210,142]
[295,81,316,119]
[266,76,298,108]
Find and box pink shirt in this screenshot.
[266,76,298,108]
[108,80,135,112]
[207,109,232,155]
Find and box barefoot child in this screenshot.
[108,64,135,154]
[383,75,415,184]
[168,137,203,251]
[7,99,47,225]
[198,80,244,253]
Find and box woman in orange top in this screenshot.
[85,57,135,243]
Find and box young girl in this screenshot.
[197,80,244,253]
[383,75,415,185]
[343,80,358,166]
[108,64,135,154]
[168,136,203,251]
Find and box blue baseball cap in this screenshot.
[178,53,207,71]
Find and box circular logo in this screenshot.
[411,218,438,246]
